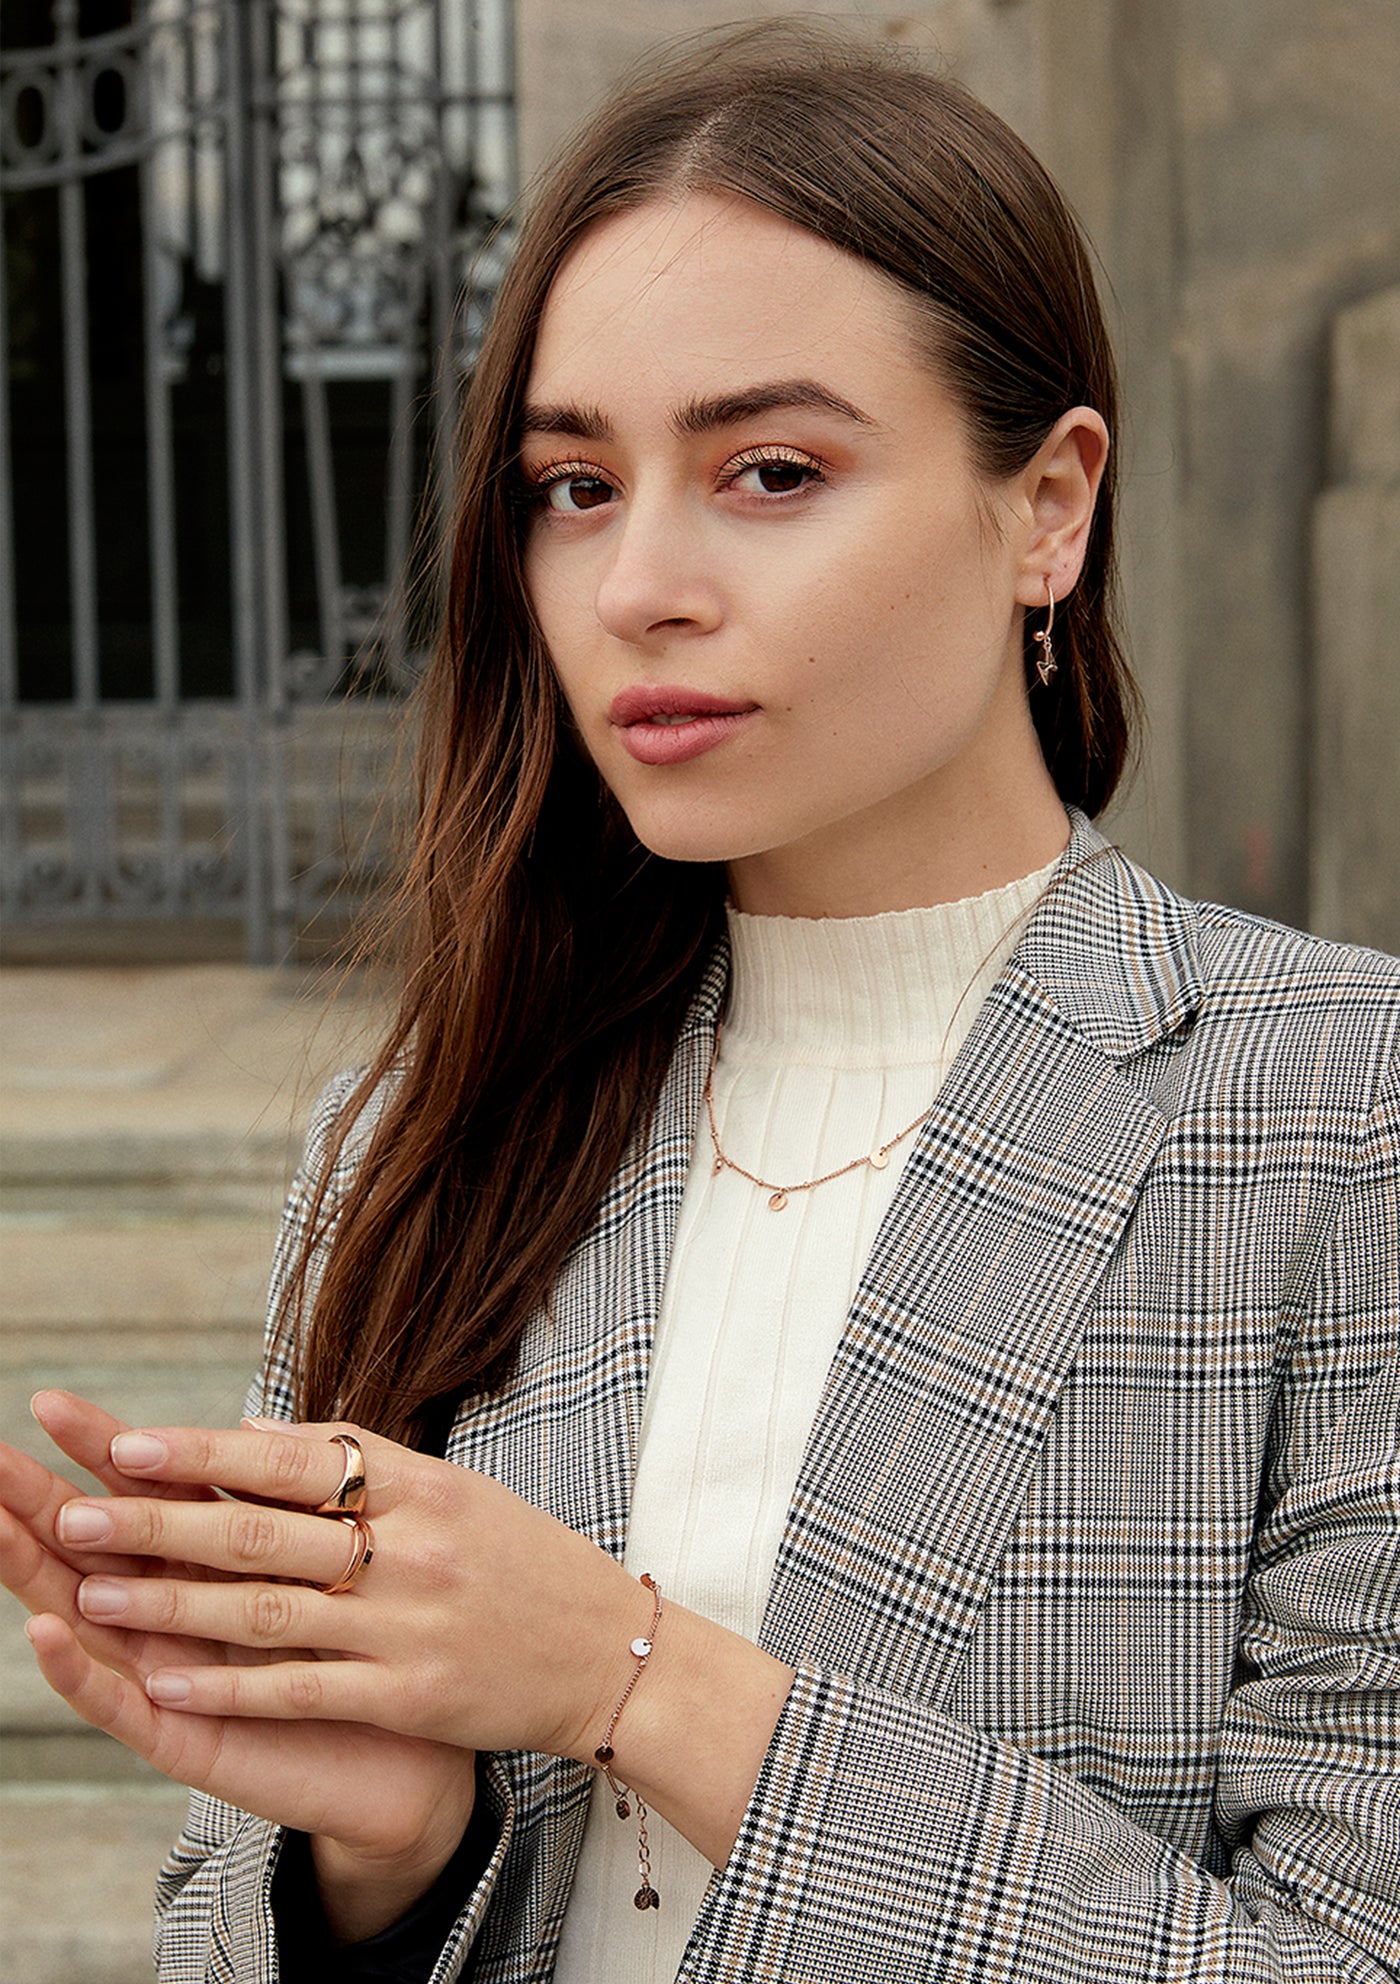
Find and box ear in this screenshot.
[1012,407,1110,610]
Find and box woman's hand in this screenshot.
[0,1392,477,1939]
[53,1411,650,1765]
[14,1399,794,1873]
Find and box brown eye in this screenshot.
[724,450,826,498]
[543,474,615,512]
[752,460,811,494]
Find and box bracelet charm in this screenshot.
[593,1572,663,1911]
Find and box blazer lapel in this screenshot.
[760,818,1203,1708]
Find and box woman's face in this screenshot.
[520,193,1083,915]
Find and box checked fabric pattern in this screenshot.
[154,813,1400,1983]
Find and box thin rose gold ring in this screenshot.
[314,1433,368,1518]
[319,1514,375,1595]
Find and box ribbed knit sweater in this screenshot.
[553,859,1057,1981]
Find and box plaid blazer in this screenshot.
[156,813,1400,1983]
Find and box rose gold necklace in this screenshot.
[701,1020,942,1211]
[698,851,1089,1212]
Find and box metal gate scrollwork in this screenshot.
[0,0,516,959]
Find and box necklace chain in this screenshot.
[697,847,1099,1213]
[702,1020,941,1211]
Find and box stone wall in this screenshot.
[514,0,1400,946]
[1310,286,1400,950]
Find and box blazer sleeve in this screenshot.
[151,1072,514,1984]
[681,1058,1400,1984]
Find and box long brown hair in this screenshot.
[291,24,1141,1444]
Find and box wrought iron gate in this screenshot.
[0,0,515,959]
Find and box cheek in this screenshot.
[806,500,993,634]
[523,542,563,638]
[524,556,589,697]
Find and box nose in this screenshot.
[593,494,723,647]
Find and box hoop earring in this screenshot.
[1032,582,1057,687]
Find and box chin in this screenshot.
[622,804,773,870]
[632,828,750,868]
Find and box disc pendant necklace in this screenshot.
[703,1023,929,1211]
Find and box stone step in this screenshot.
[0,962,389,1204]
[0,964,387,1975]
[1,1216,272,1755]
[1,1110,296,1210]
[1,1215,275,1349]
[0,1783,192,1984]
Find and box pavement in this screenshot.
[0,963,392,1982]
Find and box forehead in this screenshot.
[525,193,934,413]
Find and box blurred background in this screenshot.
[1,2,1397,1978]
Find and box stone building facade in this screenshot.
[516,0,1400,948]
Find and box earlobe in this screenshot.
[1016,407,1109,607]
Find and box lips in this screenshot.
[608,685,758,727]
[608,685,759,766]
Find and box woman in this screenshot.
[3,26,1398,1984]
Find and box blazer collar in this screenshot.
[1011,808,1203,1061]
[675,809,1205,1066]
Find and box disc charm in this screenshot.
[768,1190,788,1211]
[869,1149,890,1170]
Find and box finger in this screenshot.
[0,1439,154,1579]
[32,1390,143,1495]
[25,1613,282,1800]
[143,1652,385,1726]
[31,1390,216,1507]
[57,1490,367,1588]
[2,1505,86,1621]
[75,1569,369,1655]
[26,1612,204,1772]
[27,1622,466,1854]
[103,1421,399,1515]
[4,1511,227,1691]
[4,1516,176,1695]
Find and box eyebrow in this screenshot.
[673,380,875,435]
[518,378,874,444]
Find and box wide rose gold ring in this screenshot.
[319,1513,375,1596]
[314,1432,368,1518]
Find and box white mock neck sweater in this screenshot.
[552,858,1057,1983]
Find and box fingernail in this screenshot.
[59,1503,112,1544]
[111,1432,167,1471]
[79,1577,130,1619]
[147,1673,191,1706]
